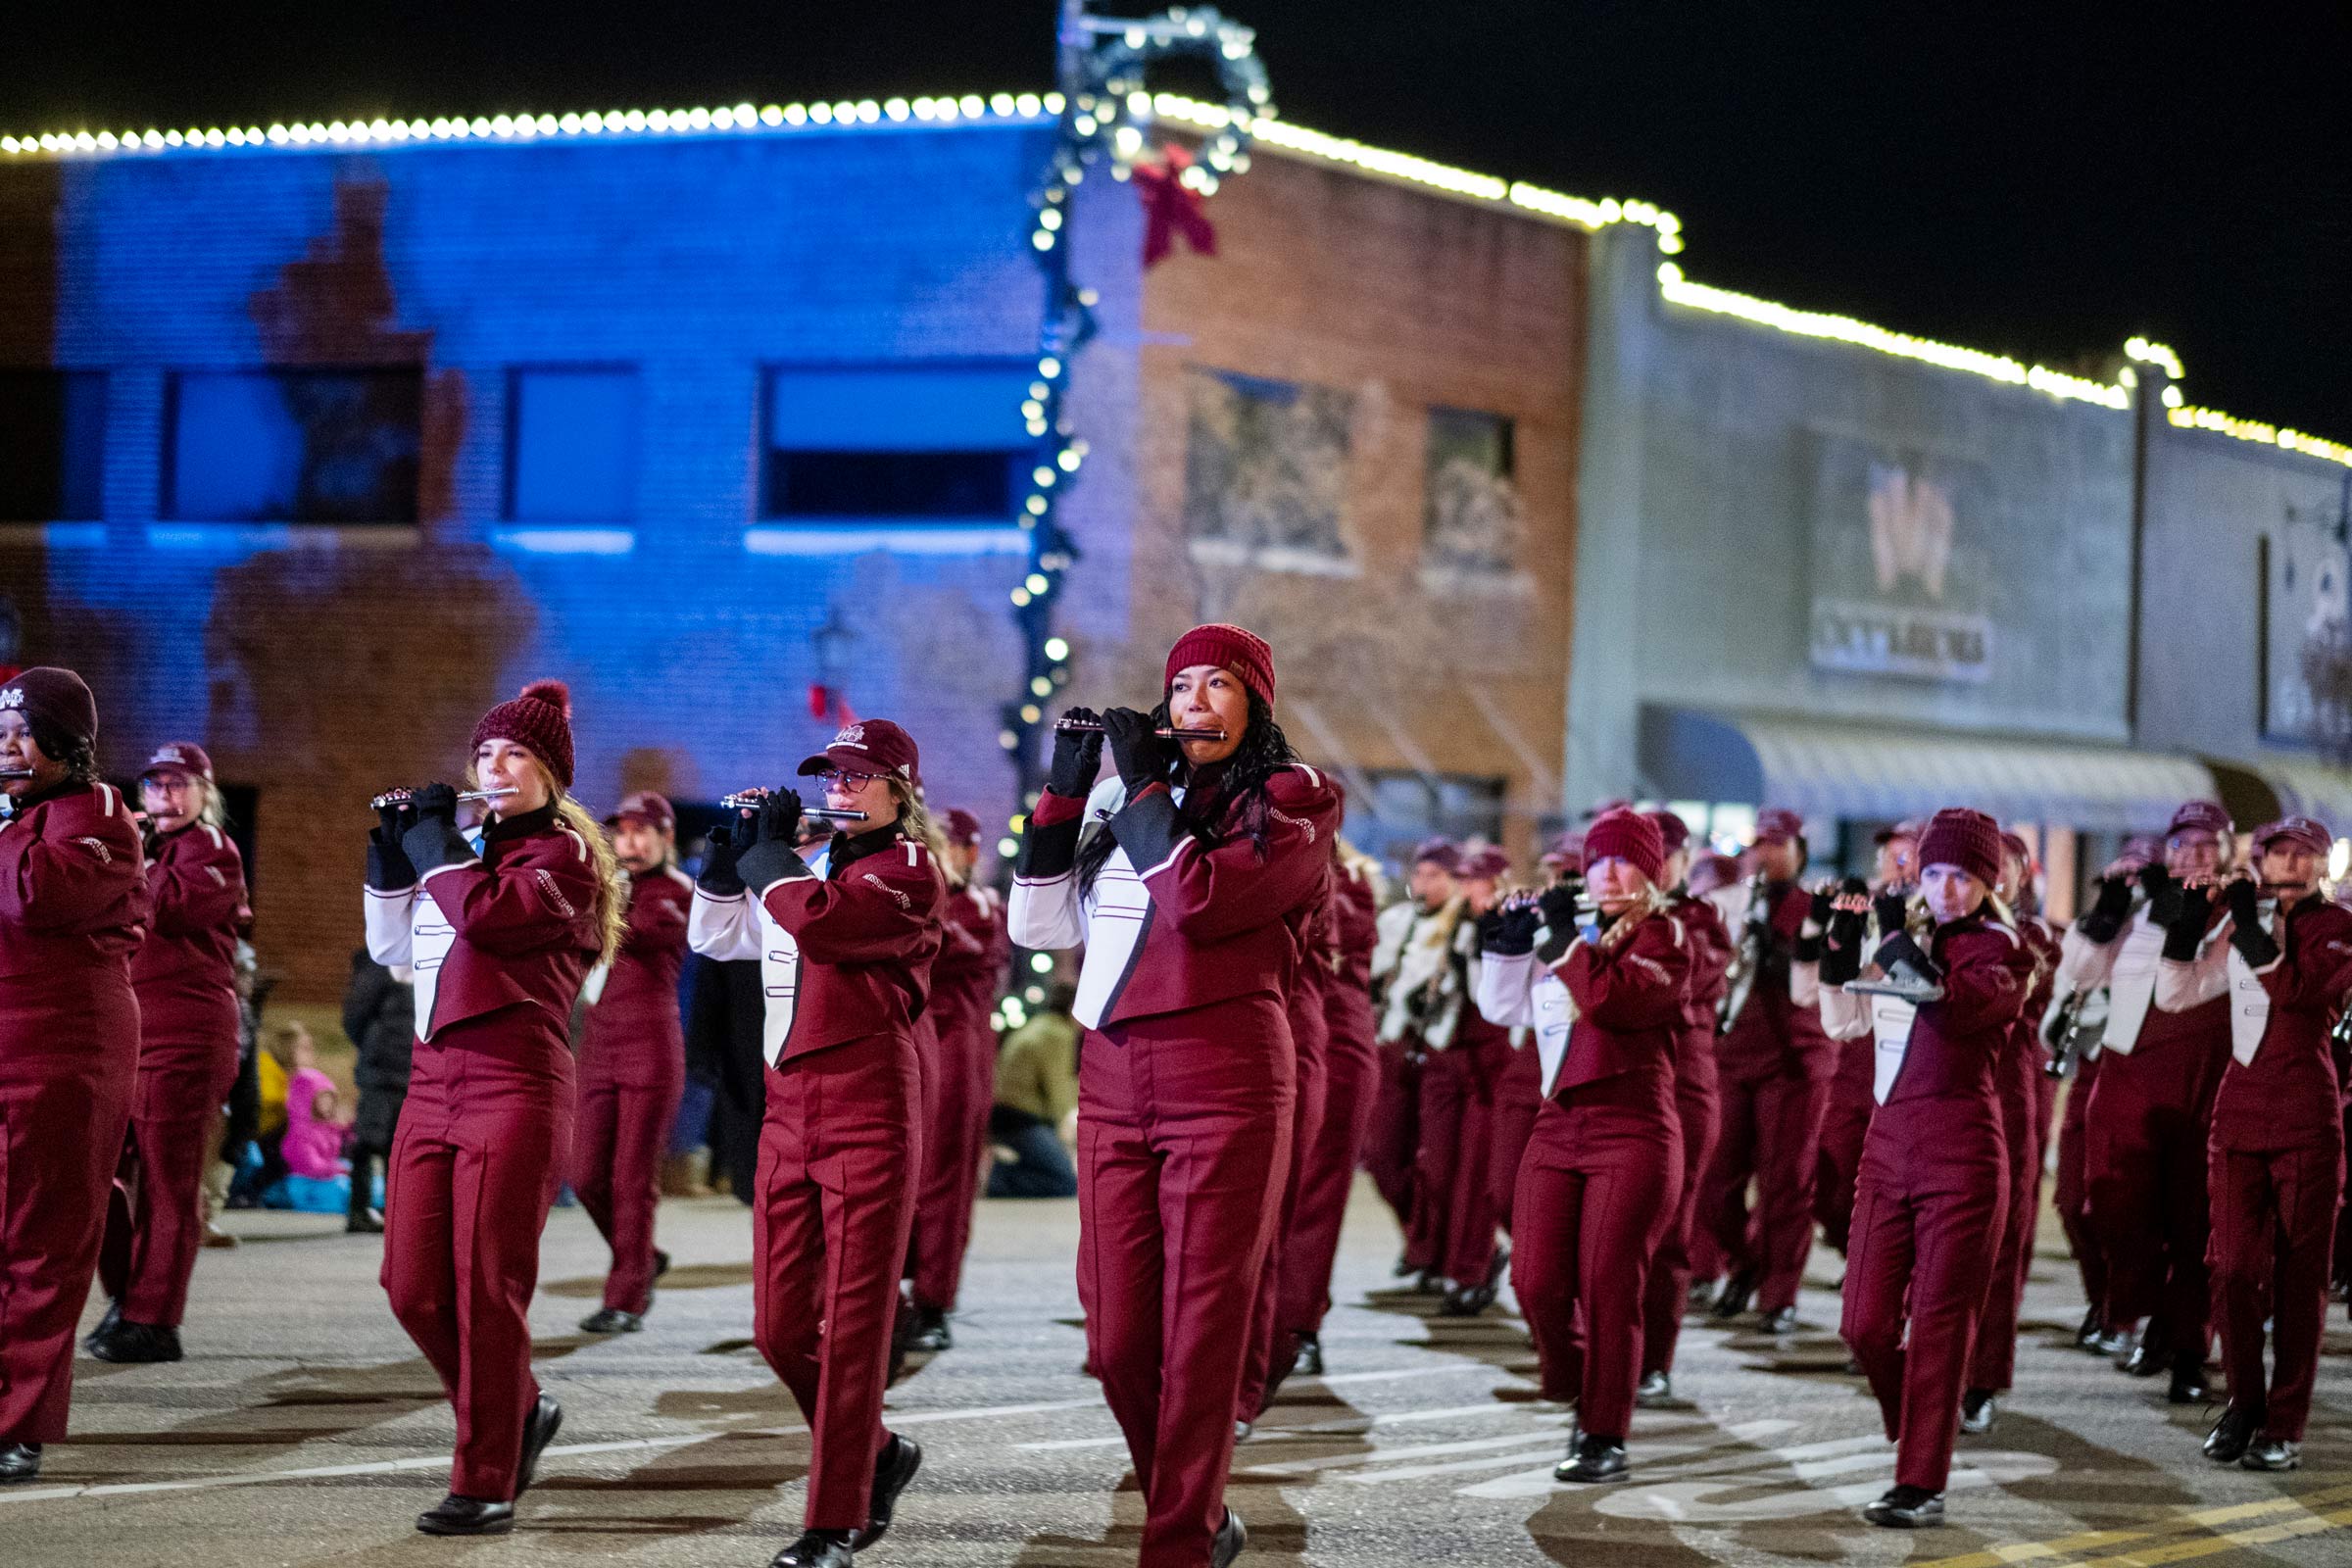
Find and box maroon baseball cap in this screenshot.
[2165,801,2232,839]
[1458,846,1510,882]
[605,791,675,833]
[1999,829,2033,868]
[140,741,214,783]
[2254,815,2332,857]
[1753,807,1805,844]
[1541,830,1586,872]
[1410,836,1463,873]
[1873,818,1922,846]
[1645,809,1691,855]
[798,719,920,782]
[943,807,983,846]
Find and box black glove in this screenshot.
[1874,890,1909,942]
[1809,888,1835,927]
[2160,881,2214,961]
[2078,873,2134,944]
[2226,877,2279,968]
[399,785,474,877]
[1795,886,1832,962]
[735,790,809,894]
[1479,900,1541,957]
[755,790,804,846]
[1048,708,1105,799]
[1102,707,1169,796]
[1871,931,1942,984]
[1537,881,1581,937]
[411,783,459,826]
[2139,861,2183,928]
[366,801,417,891]
[699,818,747,897]
[1821,900,1869,986]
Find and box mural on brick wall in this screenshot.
[1423,407,1520,575]
[1181,366,1352,569]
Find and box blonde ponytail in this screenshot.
[557,792,629,966]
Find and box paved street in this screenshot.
[8,1181,2348,1568]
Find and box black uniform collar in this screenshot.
[831,817,906,872]
[483,803,559,844]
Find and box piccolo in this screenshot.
[369,786,518,810]
[1052,718,1227,742]
[717,788,868,823]
[0,768,34,780]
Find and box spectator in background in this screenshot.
[275,1062,356,1213]
[988,985,1080,1199]
[342,950,414,1235]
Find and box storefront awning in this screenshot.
[2208,755,2352,834]
[1639,708,2218,831]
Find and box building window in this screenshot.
[505,368,638,522]
[1348,769,1506,874]
[1424,407,1520,573]
[1183,367,1354,567]
[0,369,106,521]
[761,364,1032,522]
[166,368,422,524]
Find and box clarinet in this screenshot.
[1716,871,1771,1035]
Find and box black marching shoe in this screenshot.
[2090,1324,2131,1355]
[769,1527,855,1568]
[850,1434,922,1549]
[2241,1433,2300,1472]
[1960,1388,1998,1434]
[2075,1307,2106,1350]
[0,1443,41,1484]
[904,1303,953,1353]
[2202,1404,2258,1464]
[2119,1330,2167,1377]
[1865,1484,1944,1528]
[1392,1252,1420,1280]
[654,1248,671,1279]
[1553,1432,1629,1484]
[578,1306,644,1335]
[1291,1332,1324,1379]
[85,1318,183,1364]
[83,1299,122,1352]
[416,1494,514,1536]
[1210,1507,1248,1568]
[2168,1355,2210,1405]
[1758,1305,1799,1336]
[1711,1268,1757,1320]
[515,1393,563,1496]
[1635,1370,1673,1408]
[345,1209,385,1234]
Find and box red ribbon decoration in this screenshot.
[1131,143,1218,268]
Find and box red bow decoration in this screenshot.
[1131,143,1218,268]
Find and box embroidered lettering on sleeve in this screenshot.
[1269,807,1318,843]
[862,872,913,909]
[73,836,112,863]
[1624,953,1671,985]
[535,868,578,918]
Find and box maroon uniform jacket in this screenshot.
[0,780,149,1060]
[933,880,1010,1045]
[2211,897,2352,1152]
[1875,912,2034,1135]
[1478,908,1690,1118]
[580,864,693,1088]
[1011,763,1341,1031]
[690,824,944,1066]
[364,807,604,1047]
[1330,861,1379,996]
[1671,893,1734,1090]
[1719,880,1836,1080]
[128,821,246,1047]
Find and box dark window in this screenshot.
[506,368,638,521]
[1348,769,1507,874]
[167,368,421,523]
[1424,407,1519,572]
[761,364,1032,522]
[0,369,106,521]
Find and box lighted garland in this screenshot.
[995,5,1272,867]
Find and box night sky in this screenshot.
[9,2,2347,438]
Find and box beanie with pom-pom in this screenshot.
[471,678,575,789]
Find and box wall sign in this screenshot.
[1808,441,1996,684]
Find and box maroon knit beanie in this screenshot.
[471,679,575,790]
[1584,808,1665,885]
[1645,809,1691,856]
[1917,808,2004,887]
[0,666,99,749]
[1165,623,1276,707]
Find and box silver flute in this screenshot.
[1053,718,1227,741]
[0,768,34,780]
[370,786,519,810]
[718,787,868,823]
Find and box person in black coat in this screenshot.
[684,953,766,1205]
[341,949,415,1234]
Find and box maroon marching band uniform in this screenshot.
[1965,906,2061,1400]
[1642,882,1731,1384]
[0,761,148,1456]
[103,802,246,1336]
[906,863,1009,1326]
[1012,633,1338,1568]
[573,849,693,1320]
[1811,981,1879,1259]
[689,724,944,1540]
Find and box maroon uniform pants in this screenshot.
[2207,1138,2343,1442]
[1842,1111,2007,1494]
[1702,1065,1831,1312]
[2053,1052,2105,1315]
[1811,1038,1877,1255]
[1642,1048,1720,1377]
[909,1010,992,1314]
[2085,1024,2224,1351]
[572,1061,684,1316]
[1413,1039,1506,1286]
[1488,1043,1544,1233]
[1365,1041,1419,1245]
[382,1027,574,1501]
[100,1043,237,1326]
[1278,1015,1380,1348]
[0,1044,134,1445]
[1511,1095,1681,1439]
[1080,1001,1294,1568]
[1968,1042,2050,1393]
[1238,987,1327,1419]
[754,1033,922,1531]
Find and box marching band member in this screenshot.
[1366,839,1465,1282]
[1814,821,1916,1262]
[1427,846,1511,1315]
[1491,839,1580,1242]
[572,792,693,1334]
[1820,808,2032,1529]
[1960,831,2061,1430]
[90,742,247,1365]
[1699,807,1833,1333]
[363,679,618,1535]
[1011,624,1338,1568]
[2060,802,2232,1401]
[691,718,943,1568]
[2198,816,2352,1471]
[0,669,146,1485]
[902,808,1010,1354]
[1638,810,1731,1405]
[1476,808,1687,1483]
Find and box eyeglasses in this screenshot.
[814,769,889,790]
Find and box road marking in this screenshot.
[1597,1450,2058,1522]
[1455,1420,1808,1498]
[1021,1398,1544,1452]
[1248,1427,1571,1476]
[1910,1482,2352,1568]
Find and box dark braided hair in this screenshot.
[1076,690,1299,896]
[27,716,98,786]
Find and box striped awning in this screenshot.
[2218,756,2352,836]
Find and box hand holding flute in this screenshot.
[719,786,867,824]
[370,784,517,811]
